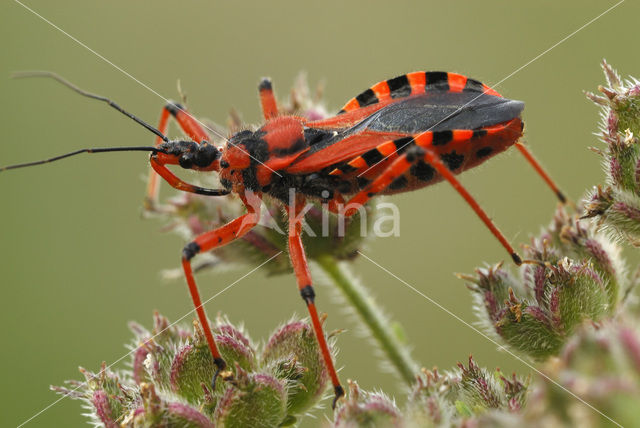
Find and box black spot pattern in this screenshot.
[357,177,371,189]
[410,161,435,182]
[389,175,408,190]
[441,151,464,170]
[432,130,453,146]
[476,147,493,158]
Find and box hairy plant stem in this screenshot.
[316,254,419,385]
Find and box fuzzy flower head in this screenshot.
[333,380,403,428]
[54,312,336,427]
[583,60,640,244]
[331,357,529,428]
[463,205,626,360]
[520,318,640,428]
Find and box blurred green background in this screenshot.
[1,1,639,426]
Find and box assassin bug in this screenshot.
[2,70,565,408]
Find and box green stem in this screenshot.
[316,254,419,386]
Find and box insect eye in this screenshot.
[179,155,194,169]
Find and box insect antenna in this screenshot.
[2,71,176,172]
[0,146,168,172]
[12,71,170,143]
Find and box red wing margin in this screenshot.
[288,91,524,175]
[308,71,502,130]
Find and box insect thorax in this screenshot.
[220,118,346,201]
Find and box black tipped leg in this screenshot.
[258,78,272,91]
[258,77,278,120]
[300,285,315,304]
[511,252,523,266]
[332,385,345,409]
[165,101,186,117]
[211,357,227,390]
[182,242,201,261]
[556,190,567,204]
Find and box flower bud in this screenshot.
[525,320,640,427]
[464,206,621,360]
[584,61,640,243]
[122,383,213,427]
[262,320,330,415]
[452,356,528,414]
[213,367,287,428]
[169,319,256,404]
[333,380,402,428]
[405,367,453,426]
[55,312,338,426]
[52,363,136,428]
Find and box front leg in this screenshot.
[181,192,261,387]
[287,197,345,408]
[150,155,229,196]
[146,102,216,210]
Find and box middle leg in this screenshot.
[181,192,261,387]
[146,102,214,210]
[287,196,345,408]
[337,135,523,264]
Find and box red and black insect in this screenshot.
[2,70,564,408]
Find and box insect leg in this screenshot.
[337,131,523,264]
[514,142,567,203]
[259,78,279,120]
[145,107,171,209]
[149,156,229,196]
[412,137,522,265]
[181,192,261,388]
[146,103,214,209]
[336,150,416,217]
[287,197,345,408]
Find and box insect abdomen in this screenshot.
[329,117,524,195]
[338,71,501,114]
